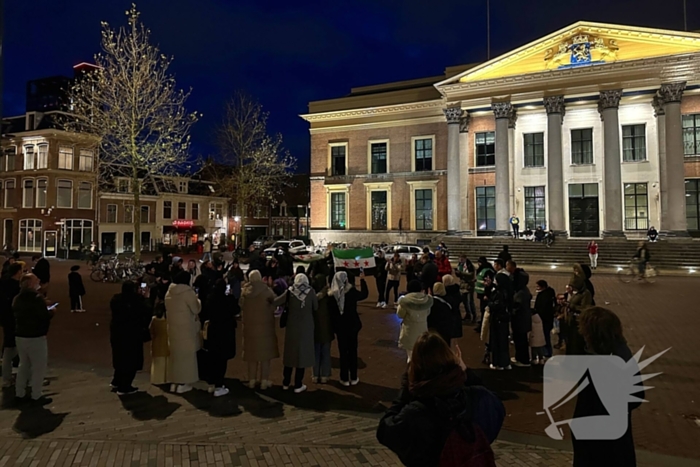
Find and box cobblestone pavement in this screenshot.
[2,257,699,465]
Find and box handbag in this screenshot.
[279,290,290,328]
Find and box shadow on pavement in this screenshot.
[175,379,283,419]
[9,396,69,439]
[119,392,182,421]
[470,367,542,402]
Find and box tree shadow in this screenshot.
[119,391,182,421]
[12,399,69,439]
[175,379,282,419]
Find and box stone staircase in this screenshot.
[439,236,700,271]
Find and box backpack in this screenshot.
[439,423,496,467]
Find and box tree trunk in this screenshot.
[240,216,247,249]
[132,177,141,261]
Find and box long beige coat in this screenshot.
[165,283,201,384]
[397,292,433,350]
[239,280,280,362]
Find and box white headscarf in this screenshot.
[248,269,262,283]
[290,273,312,306]
[330,271,352,315]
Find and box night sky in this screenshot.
[3,0,698,171]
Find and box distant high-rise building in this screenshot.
[25,75,72,112]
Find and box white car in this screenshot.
[264,240,308,259]
[381,244,430,262]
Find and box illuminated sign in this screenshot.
[172,220,195,228]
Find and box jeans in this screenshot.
[385,280,400,305]
[513,332,531,365]
[337,330,359,382]
[282,367,305,389]
[15,336,48,400]
[512,224,519,239]
[201,252,212,262]
[207,355,228,387]
[462,292,476,320]
[375,276,387,303]
[111,368,137,393]
[2,347,18,386]
[313,343,331,378]
[589,253,598,269]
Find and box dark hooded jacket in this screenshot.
[511,270,532,334]
[428,295,454,343]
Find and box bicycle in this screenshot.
[618,260,657,284]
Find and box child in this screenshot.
[529,310,546,364]
[68,265,86,313]
[149,308,170,385]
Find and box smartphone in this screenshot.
[226,284,231,295]
[141,283,147,289]
[48,303,58,310]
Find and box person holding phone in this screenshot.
[68,265,86,313]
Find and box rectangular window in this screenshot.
[571,129,594,165]
[683,114,700,156]
[19,219,42,253]
[36,179,47,208]
[331,146,346,176]
[163,201,172,219]
[370,142,387,174]
[178,181,187,193]
[371,191,388,230]
[24,146,35,170]
[191,203,199,220]
[4,180,15,208]
[624,183,649,230]
[414,138,433,171]
[209,202,223,220]
[254,205,268,218]
[124,205,134,223]
[106,204,117,223]
[687,179,700,230]
[178,202,186,219]
[79,150,94,171]
[622,124,647,162]
[23,179,34,208]
[141,205,150,224]
[117,179,130,193]
[57,180,73,208]
[475,132,496,167]
[58,146,73,170]
[523,133,545,167]
[330,192,346,229]
[524,186,546,229]
[5,146,16,171]
[415,189,433,230]
[37,144,48,169]
[78,182,92,209]
[476,186,496,233]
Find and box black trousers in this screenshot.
[336,330,359,382]
[111,369,137,392]
[282,367,305,389]
[375,276,387,303]
[385,280,400,304]
[490,320,510,368]
[70,294,82,310]
[513,331,531,364]
[542,316,554,357]
[207,355,228,387]
[512,224,520,238]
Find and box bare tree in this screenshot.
[208,92,296,247]
[63,5,198,259]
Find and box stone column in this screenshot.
[599,90,624,236]
[444,106,463,234]
[544,96,566,233]
[492,102,516,235]
[652,95,667,231]
[660,82,689,237]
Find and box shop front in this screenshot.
[162,219,206,248]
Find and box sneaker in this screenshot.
[312,376,319,384]
[340,380,350,387]
[512,361,531,368]
[381,302,387,309]
[247,380,257,389]
[176,384,193,394]
[70,310,76,313]
[293,385,307,394]
[117,387,139,396]
[207,385,215,394]
[532,357,540,365]
[319,377,329,384]
[282,385,290,390]
[77,309,86,313]
[170,384,177,393]
[260,380,272,390]
[213,387,229,398]
[376,302,382,308]
[489,364,504,371]
[504,365,512,370]
[350,378,360,386]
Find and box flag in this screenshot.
[292,252,325,263]
[332,248,376,270]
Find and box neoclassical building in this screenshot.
[302,22,700,244]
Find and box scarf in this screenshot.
[330,271,352,315]
[290,274,312,306]
[409,365,466,398]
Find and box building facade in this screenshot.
[303,22,700,244]
[1,111,98,257]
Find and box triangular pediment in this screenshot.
[439,22,700,85]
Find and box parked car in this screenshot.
[263,239,309,259]
[380,244,431,261]
[253,235,283,250]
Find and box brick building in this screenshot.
[302,22,700,244]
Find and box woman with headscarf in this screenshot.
[442,275,463,343]
[272,274,318,393]
[202,279,237,397]
[239,270,279,390]
[110,281,152,395]
[327,271,369,386]
[165,271,202,394]
[397,280,433,363]
[429,283,454,346]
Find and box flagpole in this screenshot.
[487,0,491,60]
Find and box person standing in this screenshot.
[474,257,495,333]
[405,253,418,284]
[186,259,200,287]
[419,254,438,295]
[509,214,520,239]
[274,274,318,393]
[201,238,213,263]
[149,306,170,386]
[68,265,86,313]
[165,271,202,394]
[328,271,369,386]
[510,269,532,368]
[529,309,546,365]
[587,241,598,270]
[488,273,512,370]
[31,255,50,297]
[1,264,22,388]
[13,274,54,402]
[565,266,593,356]
[397,280,433,363]
[434,250,452,283]
[311,269,333,384]
[374,250,388,308]
[110,281,151,395]
[497,245,512,264]
[385,253,402,308]
[428,283,453,346]
[455,257,476,323]
[441,275,463,344]
[202,279,237,397]
[534,280,556,358]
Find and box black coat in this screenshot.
[511,288,533,334]
[420,261,438,289]
[534,287,556,324]
[33,258,51,284]
[68,271,86,297]
[497,250,512,264]
[428,296,454,343]
[444,284,463,339]
[328,279,369,336]
[110,293,151,372]
[374,257,388,281]
[202,292,237,360]
[0,277,20,348]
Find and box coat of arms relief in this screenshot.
[545,34,620,69]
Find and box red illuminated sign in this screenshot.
[172,220,195,228]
